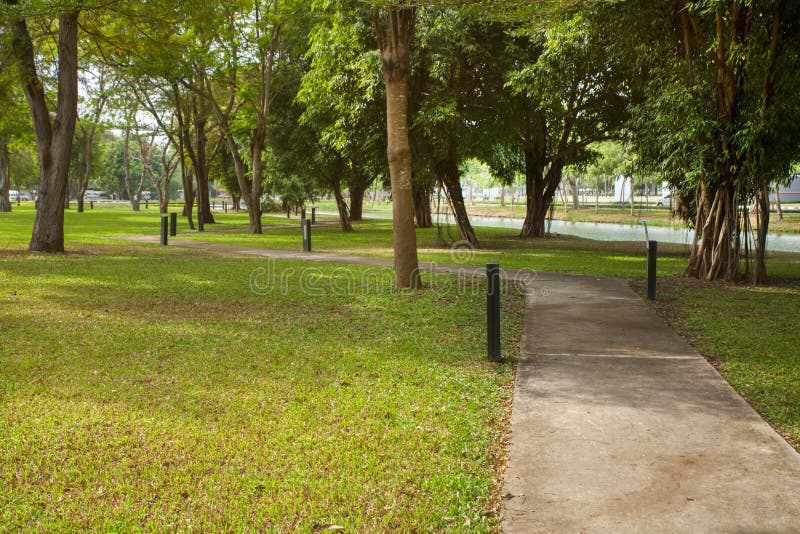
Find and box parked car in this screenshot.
[8,190,31,201]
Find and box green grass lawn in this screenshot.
[0,204,292,249]
[0,206,523,531]
[2,203,799,532]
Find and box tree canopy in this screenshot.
[1,0,798,282]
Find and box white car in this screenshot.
[8,190,31,201]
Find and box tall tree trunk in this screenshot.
[123,129,140,212]
[247,142,264,234]
[347,163,373,221]
[681,4,775,283]
[775,185,784,221]
[197,91,263,233]
[412,181,432,228]
[753,182,770,284]
[157,184,168,214]
[156,149,177,215]
[520,145,557,238]
[9,10,80,252]
[629,177,635,216]
[170,84,194,229]
[349,184,365,221]
[0,138,11,212]
[332,176,353,232]
[190,100,214,224]
[521,189,549,237]
[376,7,420,288]
[435,155,478,247]
[195,141,214,224]
[77,126,92,213]
[75,87,105,215]
[749,0,785,283]
[63,179,71,209]
[181,169,195,227]
[686,182,741,282]
[499,184,505,207]
[595,176,600,213]
[568,176,580,209]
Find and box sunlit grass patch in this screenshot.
[0,250,521,531]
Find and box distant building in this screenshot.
[770,174,800,203]
[614,176,632,203]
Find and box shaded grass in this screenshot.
[0,248,522,531]
[634,276,800,451]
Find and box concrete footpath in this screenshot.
[503,273,800,532]
[126,236,800,531]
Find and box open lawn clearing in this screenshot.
[0,247,521,531]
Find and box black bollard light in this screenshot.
[487,262,501,362]
[160,215,169,246]
[302,219,312,252]
[145,198,149,209]
[223,201,227,213]
[647,241,657,300]
[169,212,177,237]
[311,207,316,224]
[90,200,94,210]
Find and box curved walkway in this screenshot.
[125,235,800,531]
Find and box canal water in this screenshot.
[319,210,800,252]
